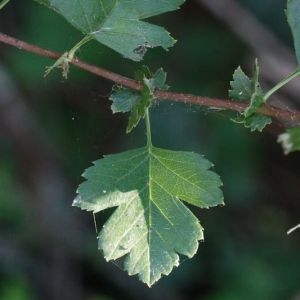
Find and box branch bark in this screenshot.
[1,31,300,126]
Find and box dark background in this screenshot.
[0,0,299,299]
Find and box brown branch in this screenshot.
[1,31,300,125]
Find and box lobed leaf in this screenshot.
[35,0,185,61]
[74,146,223,286]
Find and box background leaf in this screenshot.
[287,0,300,64]
[74,146,223,286]
[34,0,185,61]
[277,126,300,154]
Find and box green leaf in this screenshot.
[73,146,223,286]
[110,67,168,133]
[287,0,300,64]
[277,127,300,154]
[233,114,272,132]
[109,88,140,113]
[229,60,264,116]
[127,66,170,132]
[35,0,184,61]
[126,80,153,133]
[229,66,252,101]
[152,68,169,90]
[229,60,271,132]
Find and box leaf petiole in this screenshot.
[0,0,10,10]
[145,108,152,147]
[68,35,93,60]
[263,68,300,102]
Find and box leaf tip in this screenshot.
[72,194,82,207]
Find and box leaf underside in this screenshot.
[74,146,223,286]
[110,88,140,114]
[35,0,185,61]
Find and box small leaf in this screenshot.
[126,81,153,133]
[74,146,223,286]
[277,127,300,154]
[233,115,272,132]
[152,68,169,90]
[229,66,252,101]
[110,67,169,133]
[35,0,185,61]
[230,60,264,116]
[110,88,140,113]
[287,0,300,64]
[229,60,271,132]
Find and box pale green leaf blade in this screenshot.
[150,148,224,208]
[74,146,223,286]
[277,127,300,154]
[34,0,185,61]
[109,88,140,113]
[287,0,300,64]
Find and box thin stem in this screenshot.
[145,109,152,147]
[1,32,300,125]
[287,223,300,235]
[0,0,10,10]
[263,68,300,102]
